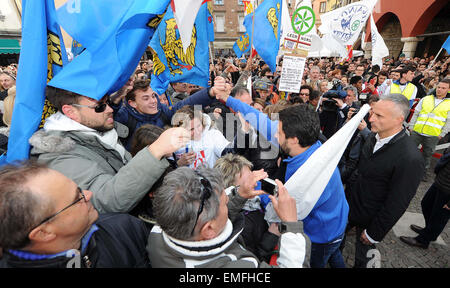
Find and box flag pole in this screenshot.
[249,1,256,61]
[209,42,214,65]
[428,47,443,69]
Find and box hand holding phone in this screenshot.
[237,169,267,199]
[268,179,297,222]
[261,178,278,196]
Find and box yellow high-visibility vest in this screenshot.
[413,95,450,137]
[390,83,416,100]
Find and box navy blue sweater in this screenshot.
[112,88,214,149]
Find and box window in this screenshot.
[214,0,224,5]
[238,14,245,32]
[319,1,326,13]
[215,13,225,32]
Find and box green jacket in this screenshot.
[29,122,169,214]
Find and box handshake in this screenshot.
[209,76,232,103]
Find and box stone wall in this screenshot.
[379,17,403,59]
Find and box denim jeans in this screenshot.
[310,233,346,268]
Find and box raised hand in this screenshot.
[238,169,268,199]
[148,127,190,160]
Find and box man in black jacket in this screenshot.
[400,147,450,249]
[345,93,424,268]
[0,162,150,268]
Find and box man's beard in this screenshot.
[80,114,114,133]
[280,141,290,156]
[92,123,114,133]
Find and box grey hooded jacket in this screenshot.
[29,122,169,214]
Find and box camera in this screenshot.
[261,178,278,196]
[359,93,369,105]
[350,108,360,118]
[321,81,347,112]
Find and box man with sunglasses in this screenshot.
[148,166,309,268]
[0,162,151,268]
[29,85,191,214]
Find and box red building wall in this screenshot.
[373,0,447,38]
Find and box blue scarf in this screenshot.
[7,224,99,261]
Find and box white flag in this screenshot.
[265,104,371,222]
[370,14,389,69]
[319,0,378,46]
[320,33,348,58]
[281,0,323,52]
[173,0,203,53]
[297,0,322,52]
[279,0,292,47]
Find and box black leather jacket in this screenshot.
[0,213,150,268]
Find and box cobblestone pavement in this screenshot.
[341,155,450,268]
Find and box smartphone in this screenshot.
[261,178,278,196]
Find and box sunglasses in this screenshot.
[191,172,213,236]
[71,98,111,113]
[299,93,310,96]
[30,187,86,233]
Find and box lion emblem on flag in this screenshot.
[153,18,197,76]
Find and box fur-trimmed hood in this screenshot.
[29,112,129,156]
[29,129,76,154]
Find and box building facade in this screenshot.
[211,0,302,56]
[0,0,22,65]
[211,0,246,55]
[373,0,449,59]
[321,0,449,59]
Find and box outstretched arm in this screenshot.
[216,87,279,147]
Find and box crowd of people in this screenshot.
[0,50,449,268]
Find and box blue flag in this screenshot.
[233,32,251,58]
[443,35,450,54]
[244,0,282,72]
[206,1,215,42]
[48,0,170,100]
[0,0,68,165]
[71,39,85,58]
[233,12,253,58]
[150,2,214,95]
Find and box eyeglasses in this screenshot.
[31,187,86,231]
[191,172,213,236]
[71,98,111,113]
[299,93,310,96]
